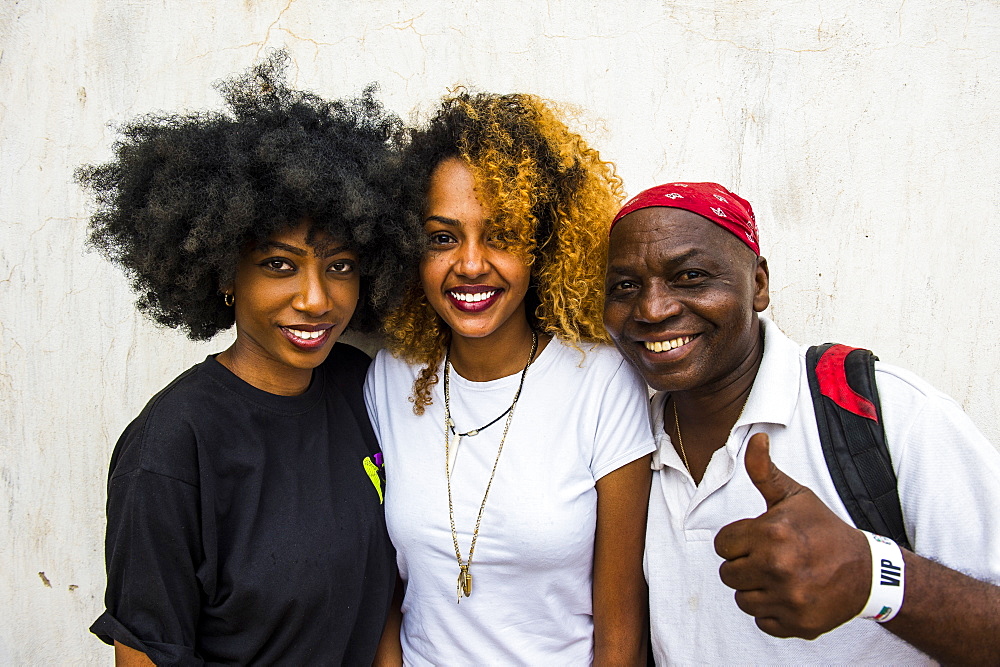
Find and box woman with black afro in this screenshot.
[363,91,656,663]
[79,52,418,665]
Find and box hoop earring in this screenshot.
[223,293,234,307]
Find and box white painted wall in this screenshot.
[2,0,997,662]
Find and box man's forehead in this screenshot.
[609,207,741,259]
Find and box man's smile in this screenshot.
[643,334,698,353]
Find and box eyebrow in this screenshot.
[255,241,307,256]
[665,249,704,265]
[606,248,705,276]
[254,241,352,258]
[423,215,460,227]
[315,244,352,258]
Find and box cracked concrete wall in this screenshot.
[1,0,998,662]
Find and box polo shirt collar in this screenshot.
[736,315,802,431]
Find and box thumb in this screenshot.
[744,432,802,509]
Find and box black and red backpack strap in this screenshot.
[806,343,911,551]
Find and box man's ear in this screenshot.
[753,256,770,312]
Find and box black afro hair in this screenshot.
[77,50,422,339]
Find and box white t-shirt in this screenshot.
[365,338,656,665]
[646,316,1000,665]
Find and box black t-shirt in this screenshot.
[90,343,395,666]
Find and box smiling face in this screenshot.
[420,157,532,346]
[603,207,769,394]
[223,220,360,394]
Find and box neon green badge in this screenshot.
[363,455,384,504]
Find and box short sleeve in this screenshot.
[90,418,205,665]
[878,368,1000,585]
[363,350,387,445]
[590,357,657,481]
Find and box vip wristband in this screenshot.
[859,530,905,622]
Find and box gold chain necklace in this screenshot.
[671,395,752,479]
[671,400,692,474]
[444,330,538,602]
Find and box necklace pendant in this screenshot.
[445,331,537,606]
[458,565,472,597]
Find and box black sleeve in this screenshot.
[90,410,206,666]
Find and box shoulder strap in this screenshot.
[806,344,911,550]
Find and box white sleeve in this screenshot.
[879,367,1000,585]
[590,358,657,481]
[363,351,383,445]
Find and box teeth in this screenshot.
[644,336,693,353]
[287,328,325,340]
[451,290,497,303]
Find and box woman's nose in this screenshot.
[454,239,489,279]
[292,271,334,315]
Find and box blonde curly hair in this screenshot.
[384,91,623,413]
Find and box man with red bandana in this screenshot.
[603,182,1000,664]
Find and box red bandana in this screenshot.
[610,182,759,255]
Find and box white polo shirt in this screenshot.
[646,316,1000,665]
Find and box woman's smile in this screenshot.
[446,286,504,312]
[280,324,334,350]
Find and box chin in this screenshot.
[284,346,336,370]
[444,317,500,340]
[634,364,699,393]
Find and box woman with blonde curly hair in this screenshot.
[365,91,655,664]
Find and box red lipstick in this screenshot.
[446,286,503,313]
[280,324,333,351]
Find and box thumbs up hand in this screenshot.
[713,433,872,639]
